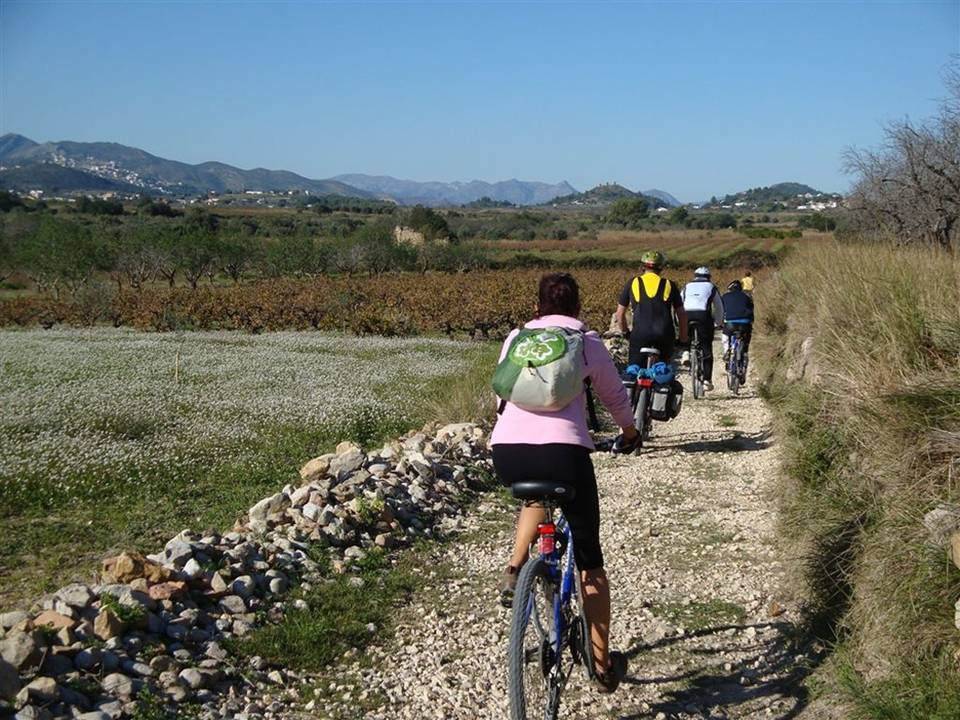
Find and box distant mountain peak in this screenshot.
[547,182,671,208]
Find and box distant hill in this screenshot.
[709,182,841,209]
[332,174,576,207]
[0,134,369,197]
[547,183,669,209]
[643,189,682,207]
[0,163,141,194]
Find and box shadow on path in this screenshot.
[651,428,774,455]
[617,621,827,720]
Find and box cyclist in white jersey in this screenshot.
[680,267,724,390]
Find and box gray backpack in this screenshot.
[492,327,600,429]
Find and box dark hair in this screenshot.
[537,272,580,317]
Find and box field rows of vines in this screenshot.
[0,268,754,337]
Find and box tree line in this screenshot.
[0,207,490,297]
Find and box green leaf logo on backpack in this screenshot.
[492,327,586,413]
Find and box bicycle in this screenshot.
[623,346,659,446]
[688,324,705,400]
[726,330,749,395]
[507,480,593,720]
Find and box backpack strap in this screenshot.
[576,328,601,433]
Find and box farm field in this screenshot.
[0,266,767,337]
[481,228,828,265]
[0,328,496,608]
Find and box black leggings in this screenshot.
[628,332,674,368]
[492,444,604,571]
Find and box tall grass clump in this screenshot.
[757,240,960,715]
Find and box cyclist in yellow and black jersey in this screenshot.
[615,251,688,366]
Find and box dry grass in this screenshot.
[757,241,960,715]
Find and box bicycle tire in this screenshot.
[508,557,559,720]
[691,330,703,400]
[729,341,741,395]
[634,388,650,443]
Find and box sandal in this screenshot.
[499,565,521,608]
[594,651,628,694]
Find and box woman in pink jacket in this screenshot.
[492,272,639,693]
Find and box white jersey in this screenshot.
[681,280,724,321]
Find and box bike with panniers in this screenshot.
[621,350,683,449]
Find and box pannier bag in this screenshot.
[492,327,587,412]
[649,379,684,422]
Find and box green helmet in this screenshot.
[641,250,665,270]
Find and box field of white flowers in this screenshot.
[0,328,483,505]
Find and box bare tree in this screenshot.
[844,59,960,251]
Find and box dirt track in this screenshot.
[315,348,824,720]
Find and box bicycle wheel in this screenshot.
[508,557,561,720]
[691,332,703,400]
[634,387,650,443]
[729,341,741,395]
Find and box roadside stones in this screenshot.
[923,504,960,546]
[0,658,20,700]
[0,630,44,670]
[0,611,29,630]
[32,611,76,631]
[101,673,135,699]
[74,647,102,672]
[300,453,335,482]
[179,667,205,690]
[54,584,95,610]
[93,609,125,641]
[16,676,58,704]
[330,449,365,480]
[148,580,188,601]
[101,551,170,584]
[248,493,290,532]
[0,421,492,720]
[219,595,247,615]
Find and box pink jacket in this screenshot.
[490,315,634,449]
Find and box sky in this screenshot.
[1,0,958,201]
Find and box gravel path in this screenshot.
[316,350,820,720]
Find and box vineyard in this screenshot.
[0,267,758,338]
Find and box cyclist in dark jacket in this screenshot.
[721,280,754,361]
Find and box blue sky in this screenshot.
[1,1,958,201]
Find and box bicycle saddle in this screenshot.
[511,481,576,502]
[638,347,661,355]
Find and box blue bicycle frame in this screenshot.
[521,513,577,664]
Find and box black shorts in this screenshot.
[492,444,604,571]
[628,332,674,367]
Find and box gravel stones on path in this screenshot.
[319,354,819,720]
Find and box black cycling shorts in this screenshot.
[492,443,603,571]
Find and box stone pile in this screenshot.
[0,422,491,720]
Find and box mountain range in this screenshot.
[0,134,582,207]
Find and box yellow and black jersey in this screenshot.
[618,271,683,339]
